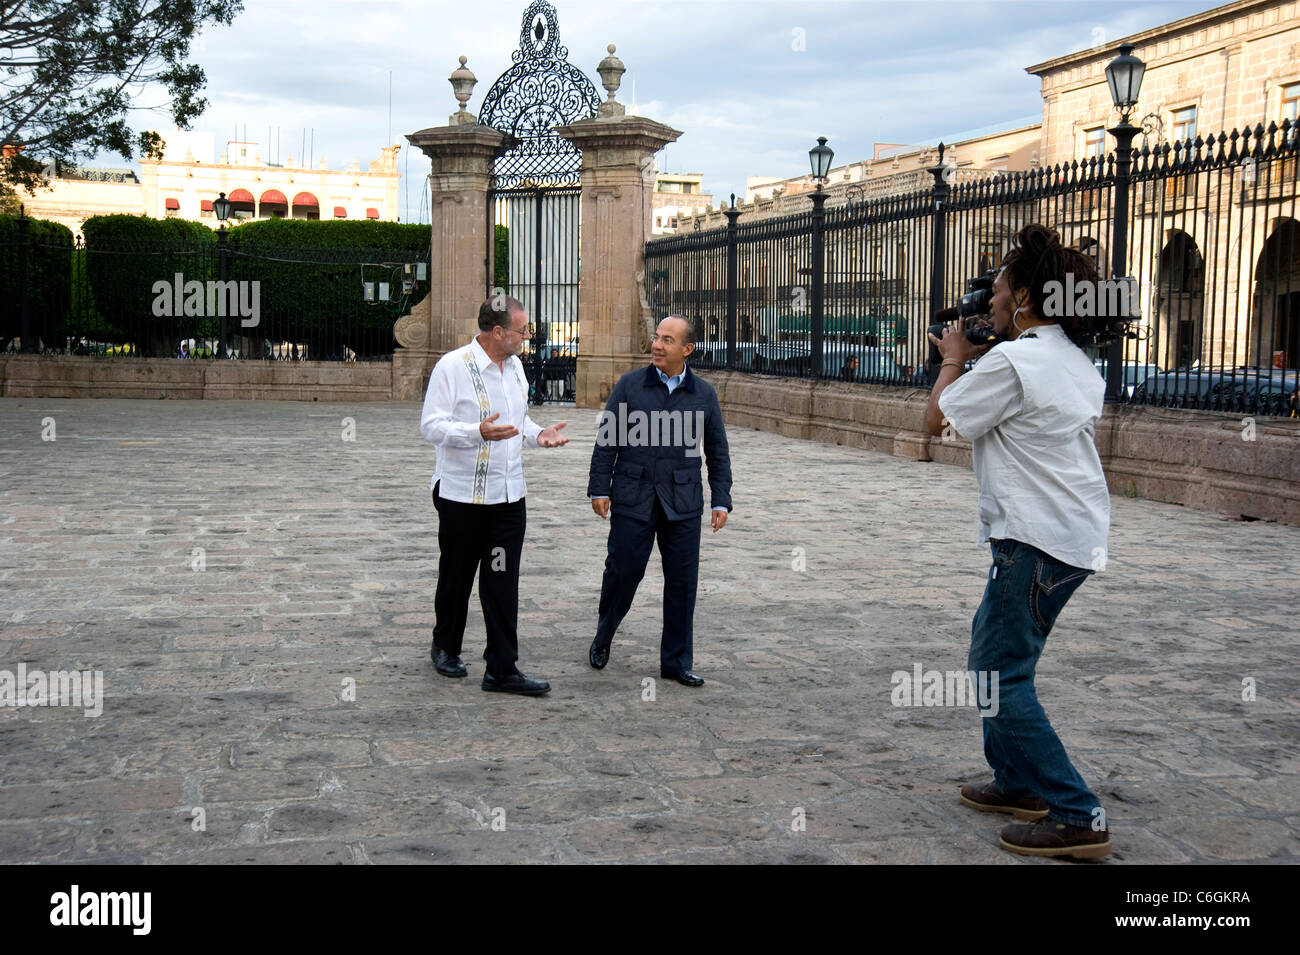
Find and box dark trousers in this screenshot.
[967,538,1100,828]
[430,483,526,678]
[594,495,702,673]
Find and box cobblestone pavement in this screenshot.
[1,397,1297,865]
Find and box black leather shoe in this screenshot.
[589,636,610,669]
[482,670,550,696]
[432,648,467,678]
[661,669,704,687]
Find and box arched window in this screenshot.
[259,189,288,218]
[291,192,319,220]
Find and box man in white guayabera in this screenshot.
[926,224,1112,860]
[420,296,569,696]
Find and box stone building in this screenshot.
[20,128,402,236]
[668,0,1298,374]
[651,171,711,233]
[1028,0,1299,371]
[682,120,1042,229]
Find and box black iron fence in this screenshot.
[644,120,1300,416]
[1,231,430,361]
[489,185,580,404]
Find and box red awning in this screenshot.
[333,206,347,218]
[291,192,318,207]
[164,198,180,210]
[200,199,213,211]
[227,188,254,203]
[365,207,379,219]
[260,189,287,205]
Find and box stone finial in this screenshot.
[449,55,478,126]
[597,44,626,118]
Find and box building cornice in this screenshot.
[1025,0,1294,76]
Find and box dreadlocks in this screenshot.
[999,224,1100,347]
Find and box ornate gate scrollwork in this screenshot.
[479,0,601,188]
[481,1,597,404]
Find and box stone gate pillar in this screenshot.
[394,58,510,401]
[556,51,680,408]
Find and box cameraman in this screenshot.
[924,224,1111,859]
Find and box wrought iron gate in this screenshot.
[481,0,598,404]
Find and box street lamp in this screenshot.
[808,137,833,378]
[1104,44,1146,402]
[809,136,834,181]
[214,192,232,358]
[1105,43,1145,121]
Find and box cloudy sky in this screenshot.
[124,0,1220,222]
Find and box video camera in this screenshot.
[925,270,1001,376]
[925,269,1143,381]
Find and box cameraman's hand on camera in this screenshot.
[927,317,990,367]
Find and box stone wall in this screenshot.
[692,369,1300,526]
[0,355,393,402]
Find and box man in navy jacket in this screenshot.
[587,316,733,686]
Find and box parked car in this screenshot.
[1130,366,1298,415]
[1094,361,1161,399]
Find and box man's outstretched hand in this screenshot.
[538,420,570,448]
[479,412,519,441]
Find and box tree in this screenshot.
[0,0,243,209]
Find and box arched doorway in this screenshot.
[1154,230,1204,369]
[1250,218,1300,370]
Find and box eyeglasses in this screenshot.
[502,323,533,337]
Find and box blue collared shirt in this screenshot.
[657,367,685,394]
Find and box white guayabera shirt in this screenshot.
[938,322,1110,569]
[420,338,543,505]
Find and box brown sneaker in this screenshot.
[999,819,1112,859]
[959,781,1049,820]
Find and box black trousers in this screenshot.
[593,495,702,673]
[430,483,526,677]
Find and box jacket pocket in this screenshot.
[671,467,703,514]
[610,462,646,506]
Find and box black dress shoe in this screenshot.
[432,648,467,678]
[661,669,704,687]
[589,636,610,669]
[482,670,551,696]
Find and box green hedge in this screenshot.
[80,215,216,355]
[225,219,431,357]
[0,215,73,348]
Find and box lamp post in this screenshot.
[212,191,232,358]
[808,136,833,378]
[1104,43,1145,402]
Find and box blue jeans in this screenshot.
[967,538,1102,829]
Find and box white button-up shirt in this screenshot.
[938,322,1110,569]
[420,338,543,504]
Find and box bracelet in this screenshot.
[940,359,964,372]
